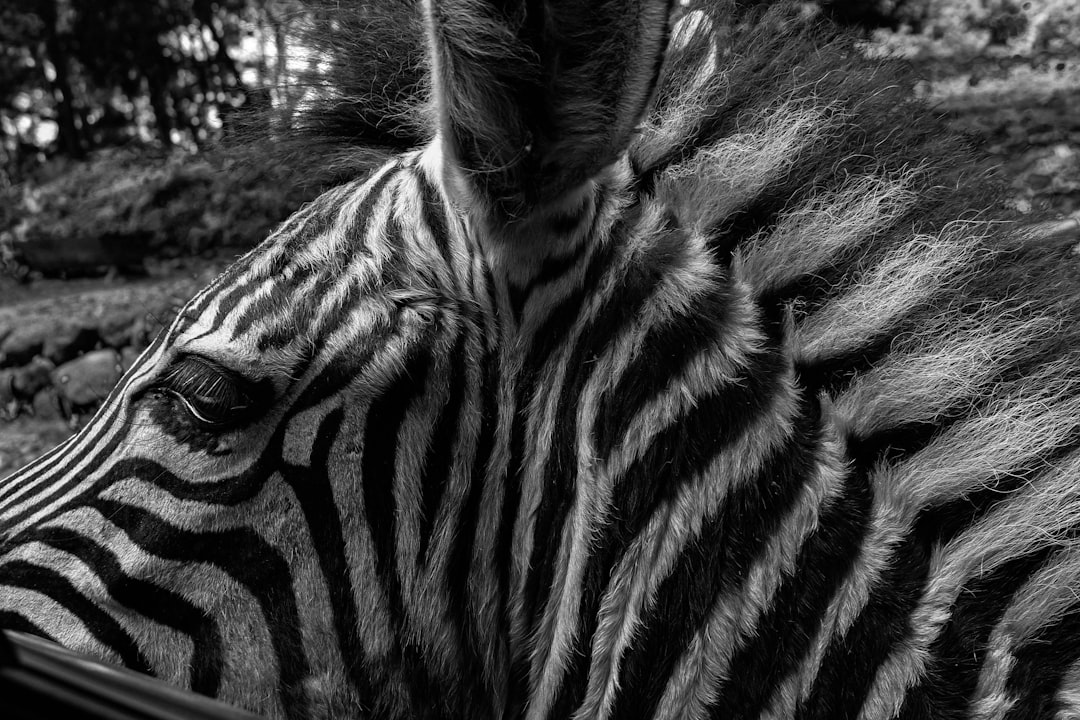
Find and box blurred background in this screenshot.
[1,0,1079,476]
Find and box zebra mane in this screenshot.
[636,1,999,230]
[274,0,1077,315]
[634,1,1080,336]
[248,0,430,184]
[279,1,990,215]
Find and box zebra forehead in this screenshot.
[163,158,464,373]
[251,162,441,282]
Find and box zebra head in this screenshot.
[1,0,678,717]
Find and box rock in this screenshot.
[0,324,46,367]
[142,310,172,342]
[31,387,64,421]
[10,357,55,398]
[42,323,99,365]
[128,317,152,348]
[99,313,139,349]
[120,346,143,371]
[52,349,123,407]
[0,369,15,406]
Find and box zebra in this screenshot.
[4,0,1080,718]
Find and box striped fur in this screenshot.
[4,1,1080,718]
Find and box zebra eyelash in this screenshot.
[151,355,262,432]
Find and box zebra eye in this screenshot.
[156,356,257,430]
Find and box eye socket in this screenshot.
[154,355,258,430]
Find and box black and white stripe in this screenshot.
[4,1,1080,719]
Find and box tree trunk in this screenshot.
[146,69,174,148]
[192,0,248,139]
[37,0,83,158]
[192,0,246,96]
[271,9,293,117]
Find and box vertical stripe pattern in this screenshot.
[3,1,1080,719]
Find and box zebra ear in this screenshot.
[424,0,675,223]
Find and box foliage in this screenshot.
[0,0,308,185]
[1,146,327,277]
[201,0,426,202]
[818,0,1080,55]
